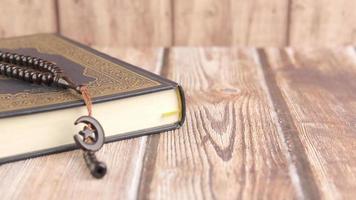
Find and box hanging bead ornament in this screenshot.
[0,51,107,178]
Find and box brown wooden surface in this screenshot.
[1,1,356,198]
[173,0,232,45]
[137,48,297,199]
[289,0,356,46]
[0,0,57,38]
[174,0,289,46]
[58,0,172,46]
[231,0,290,46]
[1,47,356,199]
[260,47,356,199]
[1,0,355,46]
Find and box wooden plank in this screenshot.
[259,47,356,198]
[174,0,289,46]
[138,48,298,199]
[289,0,356,46]
[0,47,164,199]
[257,49,321,199]
[58,0,172,46]
[0,0,57,38]
[231,0,290,46]
[173,0,232,45]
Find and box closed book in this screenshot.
[0,34,185,164]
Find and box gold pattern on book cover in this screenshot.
[0,34,160,112]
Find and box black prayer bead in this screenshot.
[27,56,33,66]
[33,60,39,68]
[14,55,21,64]
[0,64,5,75]
[18,69,24,79]
[2,53,7,62]
[5,53,11,62]
[47,64,53,71]
[31,73,38,83]
[23,71,30,82]
[12,67,19,78]
[41,74,49,84]
[43,62,49,70]
[5,65,12,76]
[20,56,27,66]
[8,54,14,63]
[47,74,53,82]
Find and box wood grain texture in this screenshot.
[261,47,356,199]
[1,1,356,46]
[231,0,290,46]
[173,0,289,46]
[1,47,356,199]
[58,0,172,46]
[0,47,163,199]
[289,0,356,46]
[173,0,232,45]
[0,0,57,38]
[138,48,297,199]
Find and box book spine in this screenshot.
[177,84,186,127]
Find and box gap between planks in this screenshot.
[54,0,61,34]
[254,48,320,199]
[136,48,171,198]
[128,47,166,200]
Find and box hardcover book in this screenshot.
[0,34,185,164]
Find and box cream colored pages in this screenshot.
[0,89,181,158]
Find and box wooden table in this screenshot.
[1,47,355,199]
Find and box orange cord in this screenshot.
[80,85,94,130]
[80,85,93,117]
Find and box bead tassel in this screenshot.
[0,50,106,179]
